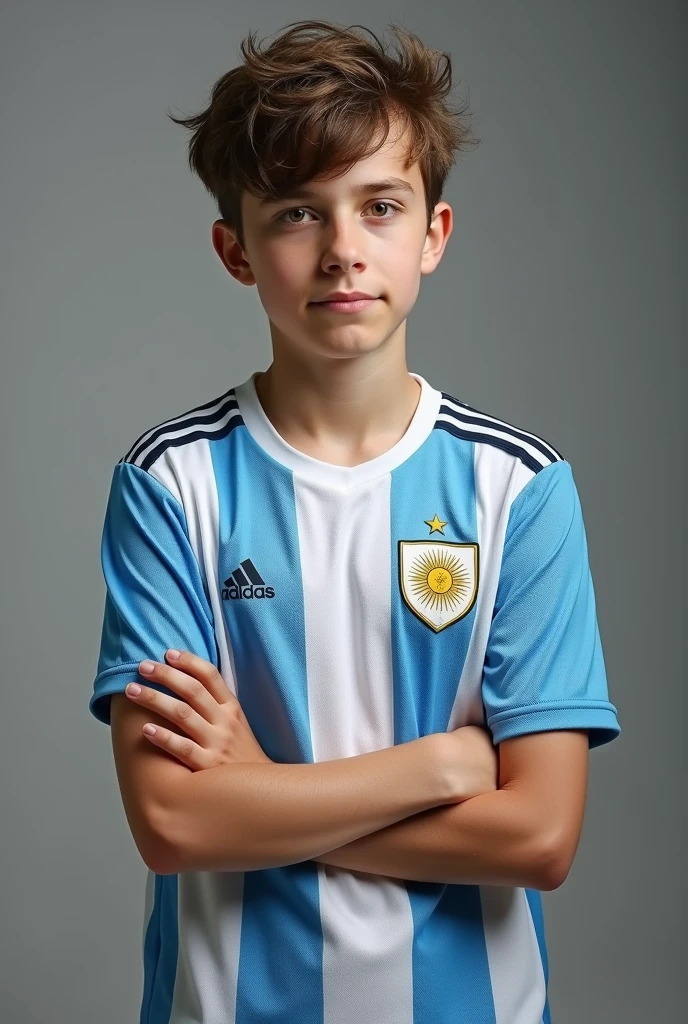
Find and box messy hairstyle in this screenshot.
[167,19,480,252]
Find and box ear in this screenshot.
[420,202,453,276]
[211,219,256,286]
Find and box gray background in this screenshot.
[1,1,684,1021]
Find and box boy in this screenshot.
[90,19,620,1024]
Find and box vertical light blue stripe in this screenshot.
[211,428,324,1024]
[141,874,179,1024]
[525,888,551,1023]
[390,431,496,1023]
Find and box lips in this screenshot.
[312,292,378,303]
[312,297,379,312]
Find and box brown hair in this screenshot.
[167,19,480,252]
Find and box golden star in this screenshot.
[424,514,448,535]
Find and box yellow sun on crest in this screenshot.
[408,548,471,612]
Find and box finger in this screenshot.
[138,659,221,723]
[164,649,236,705]
[126,680,213,743]
[142,723,210,772]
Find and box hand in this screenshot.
[439,725,499,803]
[125,649,273,771]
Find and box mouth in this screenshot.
[310,297,380,312]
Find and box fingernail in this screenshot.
[127,683,141,696]
[167,649,181,660]
[140,660,155,674]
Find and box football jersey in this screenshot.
[90,369,620,1024]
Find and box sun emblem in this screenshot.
[399,540,479,631]
[408,547,470,611]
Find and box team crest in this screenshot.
[398,540,479,632]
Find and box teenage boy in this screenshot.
[90,20,620,1024]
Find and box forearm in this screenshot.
[159,735,450,873]
[312,788,555,890]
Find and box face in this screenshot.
[212,122,453,364]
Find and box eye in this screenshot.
[277,208,315,226]
[366,201,399,219]
[275,201,401,227]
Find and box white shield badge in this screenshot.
[399,540,479,632]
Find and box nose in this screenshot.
[320,216,366,274]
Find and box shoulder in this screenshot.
[118,384,245,473]
[434,388,565,478]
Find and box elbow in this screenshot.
[141,803,184,876]
[532,829,575,891]
[145,833,181,876]
[118,807,181,875]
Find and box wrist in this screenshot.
[430,731,484,805]
[419,733,462,806]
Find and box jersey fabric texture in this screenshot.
[90,370,621,1024]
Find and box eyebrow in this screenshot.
[258,177,417,207]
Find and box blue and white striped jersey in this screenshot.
[91,370,620,1024]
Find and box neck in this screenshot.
[253,336,422,467]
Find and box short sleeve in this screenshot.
[481,459,621,749]
[90,461,219,726]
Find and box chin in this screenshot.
[311,343,374,357]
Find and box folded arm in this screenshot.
[147,726,457,875]
[311,729,590,890]
[148,711,587,890]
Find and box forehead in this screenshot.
[256,175,418,207]
[246,125,423,210]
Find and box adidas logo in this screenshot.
[222,558,275,601]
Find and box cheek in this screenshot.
[249,265,298,323]
[260,248,310,300]
[385,249,423,301]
